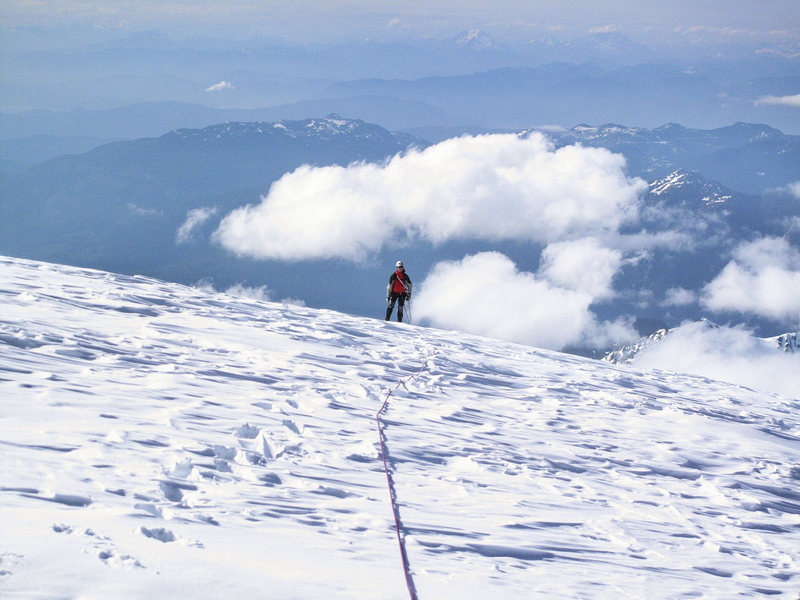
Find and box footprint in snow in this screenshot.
[139,526,175,543]
[0,552,24,577]
[139,526,203,548]
[53,524,144,569]
[98,549,145,569]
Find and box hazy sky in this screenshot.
[4,0,799,44]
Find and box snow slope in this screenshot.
[2,255,800,599]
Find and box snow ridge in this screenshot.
[2,256,800,599]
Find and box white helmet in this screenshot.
[395,260,404,268]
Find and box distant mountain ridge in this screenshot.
[5,116,425,209]
[0,99,451,138]
[603,320,800,364]
[322,60,800,138]
[168,115,419,145]
[537,122,800,193]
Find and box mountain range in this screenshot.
[5,27,798,135]
[539,122,800,194]
[2,47,799,173]
[322,61,800,135]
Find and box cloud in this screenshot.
[414,249,635,351]
[128,203,162,217]
[662,287,697,306]
[220,284,307,306]
[194,280,306,306]
[785,217,800,232]
[176,207,217,244]
[788,181,800,199]
[702,237,800,322]
[214,133,646,262]
[755,93,800,108]
[630,321,800,400]
[538,238,622,299]
[205,80,234,92]
[221,283,272,302]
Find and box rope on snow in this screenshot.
[375,354,429,600]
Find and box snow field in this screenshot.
[1,255,799,598]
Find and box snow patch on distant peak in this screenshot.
[168,116,403,144]
[648,169,733,205]
[602,327,670,364]
[770,331,800,353]
[603,318,800,365]
[455,29,498,50]
[572,123,644,134]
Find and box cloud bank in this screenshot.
[414,248,635,350]
[702,237,800,322]
[214,133,646,262]
[756,93,800,108]
[630,321,800,400]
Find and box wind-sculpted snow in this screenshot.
[1,255,799,599]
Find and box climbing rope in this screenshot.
[375,355,429,600]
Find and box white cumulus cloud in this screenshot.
[702,237,800,323]
[755,93,800,108]
[176,207,218,244]
[539,238,622,299]
[213,133,646,262]
[205,80,234,92]
[630,321,800,400]
[413,249,635,351]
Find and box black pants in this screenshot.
[385,292,407,322]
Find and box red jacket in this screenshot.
[388,269,411,296]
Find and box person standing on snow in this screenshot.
[385,260,412,322]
